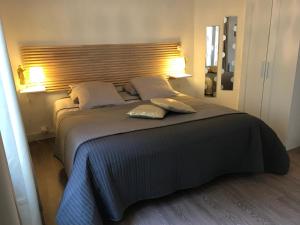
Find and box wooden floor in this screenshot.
[30,139,300,225]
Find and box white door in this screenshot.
[243,0,273,118]
[260,0,280,122]
[261,0,300,145]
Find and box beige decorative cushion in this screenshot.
[130,76,177,100]
[72,81,125,109]
[127,104,167,119]
[151,98,196,113]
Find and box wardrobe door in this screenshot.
[260,0,280,122]
[243,0,273,118]
[261,0,300,144]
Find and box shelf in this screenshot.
[169,73,192,79]
[20,86,46,94]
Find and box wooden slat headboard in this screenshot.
[21,42,181,92]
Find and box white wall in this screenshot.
[193,0,246,109]
[0,0,195,139]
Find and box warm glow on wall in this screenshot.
[29,67,45,83]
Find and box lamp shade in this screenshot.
[169,57,185,75]
[29,67,45,83]
[168,57,192,78]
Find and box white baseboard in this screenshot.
[27,131,55,143]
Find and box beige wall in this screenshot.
[0,0,195,139]
[193,0,246,109]
[1,0,247,139]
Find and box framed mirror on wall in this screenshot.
[221,16,237,90]
[205,26,220,97]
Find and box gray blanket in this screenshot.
[55,95,237,175]
[56,96,289,225]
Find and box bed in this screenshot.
[20,42,289,225]
[55,91,289,225]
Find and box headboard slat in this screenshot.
[21,42,180,92]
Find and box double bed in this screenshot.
[20,42,289,225]
[54,91,289,225]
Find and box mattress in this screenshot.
[53,97,79,130]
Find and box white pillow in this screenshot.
[130,76,177,100]
[73,81,125,109]
[127,104,167,119]
[151,98,196,113]
[69,81,121,103]
[69,84,80,103]
[69,82,101,104]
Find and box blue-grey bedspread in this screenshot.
[56,112,289,225]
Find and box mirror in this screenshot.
[205,26,220,97]
[221,16,237,90]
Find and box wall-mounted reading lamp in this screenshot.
[168,57,192,79]
[18,65,46,93]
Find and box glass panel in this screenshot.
[205,26,220,97]
[221,16,237,90]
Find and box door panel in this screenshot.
[260,0,279,122]
[261,0,300,144]
[244,0,273,118]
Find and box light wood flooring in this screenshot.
[30,139,300,225]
